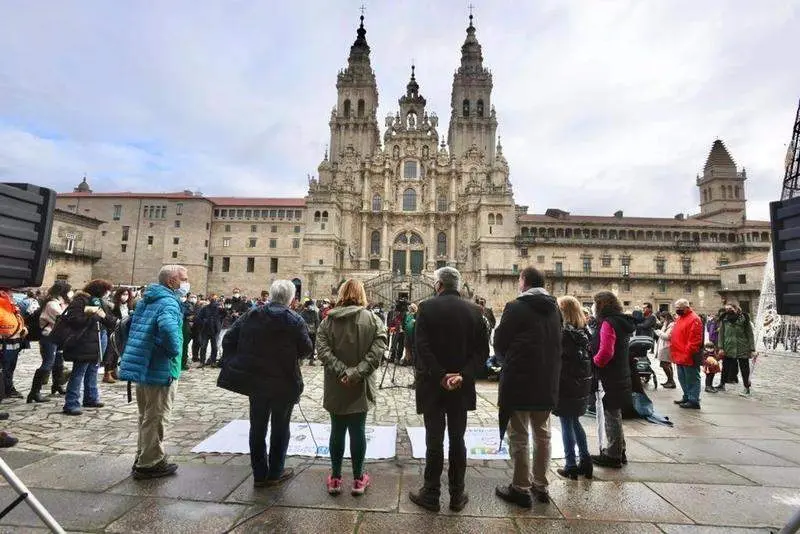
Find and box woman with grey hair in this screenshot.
[218,279,313,487]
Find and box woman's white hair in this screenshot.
[269,279,296,306]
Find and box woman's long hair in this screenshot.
[557,295,586,329]
[336,279,368,308]
[593,290,622,318]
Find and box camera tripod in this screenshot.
[378,331,414,390]
[0,457,64,532]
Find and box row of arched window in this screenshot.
[701,185,740,203]
[462,99,485,118]
[368,231,448,257]
[488,213,504,225]
[313,211,329,222]
[342,99,366,119]
[519,226,769,244]
[371,192,449,212]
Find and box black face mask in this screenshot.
[675,309,686,316]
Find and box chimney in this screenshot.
[614,210,623,219]
[674,213,684,221]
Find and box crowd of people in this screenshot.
[0,263,760,509]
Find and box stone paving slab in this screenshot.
[635,437,799,466]
[0,450,52,470]
[359,512,517,533]
[647,482,799,529]
[657,525,776,534]
[7,453,133,492]
[105,498,250,534]
[515,519,663,533]
[590,462,755,485]
[722,464,800,488]
[106,463,251,502]
[0,487,140,531]
[230,507,359,534]
[736,438,800,465]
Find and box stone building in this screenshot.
[718,257,768,316]
[54,15,771,314]
[40,207,104,290]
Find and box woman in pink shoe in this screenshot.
[317,279,387,496]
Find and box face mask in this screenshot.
[675,309,686,316]
[225,304,232,309]
[180,296,187,303]
[233,293,240,299]
[189,298,197,304]
[175,281,191,297]
[67,291,75,300]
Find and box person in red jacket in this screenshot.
[669,299,704,409]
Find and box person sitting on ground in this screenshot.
[554,295,593,481]
[317,279,387,497]
[590,291,635,469]
[218,279,312,488]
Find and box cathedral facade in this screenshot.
[53,15,772,314]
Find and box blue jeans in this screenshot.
[248,396,294,481]
[64,361,100,411]
[2,347,20,392]
[38,336,64,373]
[559,415,590,468]
[677,364,701,405]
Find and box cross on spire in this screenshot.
[468,3,475,25]
[360,4,366,16]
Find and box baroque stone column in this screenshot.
[381,216,390,270]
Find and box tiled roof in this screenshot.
[59,191,204,200]
[207,197,306,207]
[519,214,725,228]
[718,257,768,269]
[704,139,737,169]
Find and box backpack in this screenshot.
[24,304,44,342]
[108,315,132,363]
[48,309,91,350]
[0,294,22,339]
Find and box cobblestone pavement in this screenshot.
[1,345,799,532]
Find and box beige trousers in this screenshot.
[135,382,178,469]
[506,410,551,491]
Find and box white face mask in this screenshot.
[177,281,191,297]
[233,293,240,298]
[189,298,197,304]
[67,291,75,300]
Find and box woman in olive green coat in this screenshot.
[317,279,387,497]
[716,303,755,395]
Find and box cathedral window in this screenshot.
[357,99,365,118]
[314,211,321,222]
[410,233,423,245]
[393,145,400,158]
[321,211,329,222]
[521,227,529,237]
[488,214,495,225]
[682,257,692,275]
[734,186,740,199]
[496,214,504,225]
[437,194,448,212]
[395,233,409,245]
[462,99,470,118]
[727,185,733,198]
[436,232,447,257]
[370,231,381,255]
[372,194,382,212]
[708,188,713,200]
[477,99,484,117]
[721,186,727,199]
[402,188,417,211]
[343,99,351,118]
[404,161,418,179]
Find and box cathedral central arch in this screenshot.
[392,231,425,275]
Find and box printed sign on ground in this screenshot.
[406,426,565,460]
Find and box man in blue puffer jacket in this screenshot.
[119,265,189,480]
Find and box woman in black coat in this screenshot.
[61,279,117,416]
[554,296,593,480]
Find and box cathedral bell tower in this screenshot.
[447,14,497,160]
[695,139,747,224]
[328,15,381,163]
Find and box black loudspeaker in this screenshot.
[0,183,57,289]
[770,196,800,316]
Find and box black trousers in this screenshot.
[728,358,751,387]
[199,329,219,363]
[308,333,317,361]
[422,401,468,497]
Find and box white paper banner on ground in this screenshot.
[406,426,565,460]
[191,420,397,459]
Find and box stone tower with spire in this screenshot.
[695,139,747,224]
[328,14,381,164]
[447,13,498,161]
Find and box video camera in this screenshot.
[393,296,410,314]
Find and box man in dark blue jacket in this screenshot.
[218,279,312,487]
[196,296,224,367]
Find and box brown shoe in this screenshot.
[110,369,119,380]
[102,372,117,384]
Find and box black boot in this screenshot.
[26,370,48,403]
[51,366,66,396]
[578,456,594,479]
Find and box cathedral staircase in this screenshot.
[362,272,436,305]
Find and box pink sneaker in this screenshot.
[352,473,371,496]
[326,475,342,495]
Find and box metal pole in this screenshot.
[780,508,800,534]
[0,458,65,533]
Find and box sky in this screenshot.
[1,0,798,221]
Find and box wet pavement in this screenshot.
[0,347,797,532]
